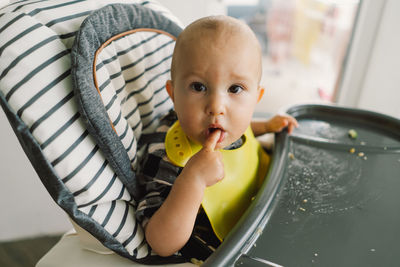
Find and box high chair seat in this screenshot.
[36,232,194,267]
[0,0,189,264]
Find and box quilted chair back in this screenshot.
[0,0,183,264]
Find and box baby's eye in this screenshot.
[228,85,244,94]
[190,82,207,92]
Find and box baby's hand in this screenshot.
[181,130,224,188]
[266,114,299,134]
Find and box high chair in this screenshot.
[0,0,192,265]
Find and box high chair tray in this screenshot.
[204,104,400,267]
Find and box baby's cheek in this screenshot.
[231,120,249,140]
[235,110,253,129]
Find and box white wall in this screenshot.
[162,0,226,26]
[337,0,400,118]
[0,111,72,241]
[356,0,400,117]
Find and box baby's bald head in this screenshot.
[170,15,262,83]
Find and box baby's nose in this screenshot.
[206,93,225,115]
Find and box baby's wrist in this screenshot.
[262,120,271,133]
[191,173,209,191]
[177,171,207,192]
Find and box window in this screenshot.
[226,0,360,113]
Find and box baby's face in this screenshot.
[167,26,263,149]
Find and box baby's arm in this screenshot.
[145,130,224,257]
[251,114,299,136]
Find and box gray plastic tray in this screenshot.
[203,104,400,267]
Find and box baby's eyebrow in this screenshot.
[229,72,254,82]
[180,72,204,81]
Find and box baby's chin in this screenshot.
[216,137,238,150]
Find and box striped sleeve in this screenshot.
[136,111,182,225]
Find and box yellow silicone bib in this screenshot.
[165,121,269,240]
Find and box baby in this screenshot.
[136,15,298,260]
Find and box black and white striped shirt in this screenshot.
[136,110,244,260]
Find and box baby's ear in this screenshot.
[257,86,265,103]
[166,80,174,101]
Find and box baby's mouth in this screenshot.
[207,126,226,143]
[208,127,220,134]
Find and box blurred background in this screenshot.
[234,0,359,112]
[1,0,399,248]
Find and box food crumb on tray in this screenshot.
[191,258,204,266]
[348,129,358,139]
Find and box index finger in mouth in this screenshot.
[203,129,221,151]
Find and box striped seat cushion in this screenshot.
[0,0,183,264]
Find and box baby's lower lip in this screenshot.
[207,128,226,143]
[217,131,225,143]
